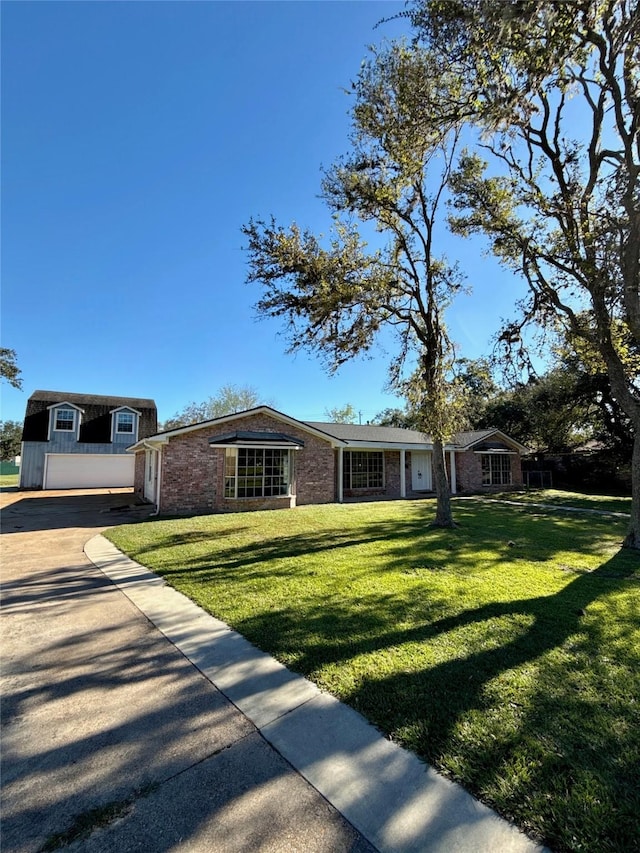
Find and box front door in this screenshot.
[144,450,157,502]
[411,451,432,491]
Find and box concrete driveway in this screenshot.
[0,489,374,853]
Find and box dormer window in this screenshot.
[55,408,76,432]
[110,406,140,442]
[116,412,135,434]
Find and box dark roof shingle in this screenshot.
[22,390,157,443]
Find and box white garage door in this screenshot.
[44,454,135,489]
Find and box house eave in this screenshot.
[457,429,529,455]
[127,437,168,453]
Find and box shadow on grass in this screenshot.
[114,503,639,852]
[237,547,639,852]
[127,501,626,583]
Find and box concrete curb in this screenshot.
[85,534,546,853]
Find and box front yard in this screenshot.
[107,497,639,853]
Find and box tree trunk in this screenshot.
[432,437,455,527]
[623,429,640,550]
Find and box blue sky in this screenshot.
[2,0,528,426]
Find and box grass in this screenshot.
[106,497,640,852]
[39,783,158,851]
[488,488,632,515]
[0,473,19,488]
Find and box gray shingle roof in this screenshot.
[305,421,433,445]
[28,390,156,409]
[305,422,522,450]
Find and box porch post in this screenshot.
[400,449,406,498]
[449,449,457,494]
[337,447,344,503]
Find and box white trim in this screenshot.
[48,404,81,441]
[210,442,303,451]
[472,449,518,454]
[458,429,529,454]
[223,446,294,500]
[153,447,163,515]
[18,441,25,488]
[112,410,139,443]
[127,436,168,453]
[109,405,143,416]
[449,449,457,495]
[46,400,84,412]
[480,452,514,487]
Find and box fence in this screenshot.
[523,470,553,489]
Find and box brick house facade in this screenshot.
[128,407,526,516]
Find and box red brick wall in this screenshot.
[455,451,523,492]
[158,413,335,516]
[133,451,145,499]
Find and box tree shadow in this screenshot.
[208,544,639,852]
[1,492,152,534]
[1,572,371,853]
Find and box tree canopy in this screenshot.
[406,0,640,546]
[324,404,360,424]
[244,44,470,527]
[0,349,22,390]
[0,421,22,461]
[162,384,268,430]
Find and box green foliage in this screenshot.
[408,0,640,546]
[0,348,22,390]
[108,498,639,852]
[373,406,423,429]
[244,43,476,526]
[323,403,359,424]
[0,420,22,461]
[162,384,268,430]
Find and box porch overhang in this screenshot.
[208,431,305,450]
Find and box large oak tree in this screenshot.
[244,46,467,527]
[408,0,640,546]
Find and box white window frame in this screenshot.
[115,411,136,434]
[110,406,141,442]
[344,450,385,490]
[224,447,292,499]
[53,407,77,433]
[481,453,513,486]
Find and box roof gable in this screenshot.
[140,406,345,447]
[454,429,529,454]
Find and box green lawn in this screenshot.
[487,489,632,515]
[0,473,19,488]
[107,498,640,853]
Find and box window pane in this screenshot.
[55,409,75,430]
[227,447,289,498]
[117,413,134,432]
[481,454,512,486]
[345,452,383,489]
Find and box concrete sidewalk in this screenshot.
[82,534,545,853]
[1,491,375,853]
